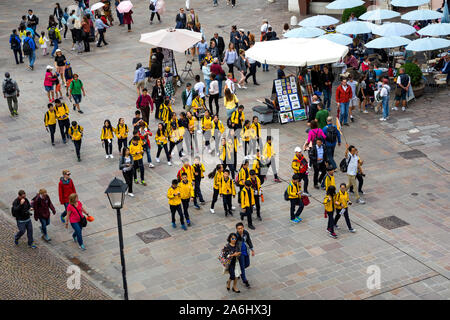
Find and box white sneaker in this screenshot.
[128,193,134,197]
[402,107,406,111]
[363,110,368,114]
[197,129,202,134]
[379,117,386,121]
[242,86,248,89]
[181,152,187,156]
[110,154,114,159]
[210,208,215,213]
[231,206,236,210]
[156,157,160,163]
[237,83,242,89]
[392,107,398,111]
[168,161,172,166]
[149,163,154,168]
[105,155,109,159]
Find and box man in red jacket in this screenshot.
[336,78,352,126]
[136,88,154,125]
[58,169,76,223]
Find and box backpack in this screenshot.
[339,157,350,173]
[227,116,233,129]
[4,79,16,95]
[284,183,292,201]
[48,27,56,40]
[149,2,155,11]
[399,74,409,87]
[294,156,308,174]
[325,125,338,143]
[23,40,32,56]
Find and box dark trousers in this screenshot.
[238,254,250,283]
[181,199,190,221]
[140,105,150,124]
[223,194,232,214]
[83,34,90,52]
[209,93,219,115]
[156,143,171,161]
[123,170,133,193]
[227,63,235,79]
[194,179,204,204]
[170,204,184,224]
[154,101,162,119]
[349,174,364,193]
[298,172,309,193]
[290,198,304,220]
[254,194,261,218]
[58,119,70,141]
[244,141,250,156]
[313,161,327,186]
[150,12,161,22]
[133,159,145,181]
[211,188,219,209]
[326,144,337,169]
[63,25,68,38]
[73,139,82,159]
[327,211,335,233]
[127,23,131,30]
[97,29,107,45]
[245,63,257,84]
[13,48,23,64]
[103,140,112,155]
[15,219,33,245]
[242,206,253,226]
[48,124,56,144]
[334,208,352,229]
[169,141,183,157]
[116,9,124,25]
[118,138,127,153]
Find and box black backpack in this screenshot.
[4,79,16,95]
[23,40,32,56]
[325,125,338,143]
[48,27,56,40]
[339,157,350,173]
[399,74,409,87]
[149,2,155,11]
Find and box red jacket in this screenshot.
[336,85,352,103]
[32,194,56,220]
[58,177,76,205]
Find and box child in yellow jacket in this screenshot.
[240,180,256,230]
[334,183,356,233]
[208,164,223,214]
[167,179,187,230]
[179,173,194,227]
[220,169,235,217]
[68,121,83,162]
[101,119,115,159]
[323,185,338,239]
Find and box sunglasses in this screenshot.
[65,173,71,176]
[231,238,236,240]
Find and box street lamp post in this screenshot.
[105,177,129,300]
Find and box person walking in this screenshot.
[3,72,20,117]
[12,190,37,248]
[167,179,187,230]
[44,103,57,145]
[175,7,186,29]
[119,147,135,197]
[262,136,281,183]
[27,9,39,37]
[44,66,56,103]
[53,49,66,85]
[116,118,129,153]
[101,119,115,159]
[291,147,310,196]
[244,45,259,86]
[336,78,352,126]
[334,183,356,233]
[240,180,255,230]
[320,66,334,111]
[54,99,70,143]
[181,82,195,110]
[208,164,223,213]
[309,138,328,189]
[152,79,165,120]
[65,193,90,251]
[58,170,76,223]
[138,121,154,168]
[322,117,341,169]
[393,68,410,112]
[130,136,147,186]
[315,103,329,129]
[379,77,391,121]
[345,144,365,204]
[222,43,238,79]
[347,75,358,123]
[22,31,36,70]
[224,233,241,293]
[114,0,124,26]
[123,9,134,32]
[208,74,220,115]
[235,222,255,288]
[149,0,161,24]
[48,23,62,56]
[287,174,304,224]
[32,188,56,241]
[155,122,172,165]
[134,63,147,96]
[136,88,154,125]
[69,74,86,114]
[323,185,338,239]
[179,172,194,226]
[234,49,248,89]
[95,13,109,47]
[220,169,236,216]
[9,29,24,64]
[68,120,84,161]
[248,170,262,221]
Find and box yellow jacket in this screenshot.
[179,165,194,183]
[324,174,336,192]
[220,141,233,162]
[55,103,69,120]
[263,142,274,160]
[238,167,249,186]
[220,177,235,196]
[287,180,301,199]
[323,194,337,212]
[252,156,261,175]
[240,187,255,209]
[230,110,244,126]
[168,122,185,143]
[211,120,225,136]
[68,124,83,141]
[187,116,196,133]
[335,191,349,210]
[292,154,307,174]
[155,130,169,145]
[179,181,194,200]
[247,176,261,195]
[241,126,255,142]
[116,124,129,139]
[167,186,182,206]
[129,141,143,161]
[250,122,261,139]
[101,127,114,140]
[192,163,205,179]
[213,171,223,190]
[44,110,57,126]
[191,97,206,113]
[201,116,212,131]
[159,104,173,124]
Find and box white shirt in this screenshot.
[380,84,390,97]
[346,153,359,176]
[348,80,357,99]
[209,80,219,95]
[194,82,205,98]
[225,78,235,94]
[261,23,271,33]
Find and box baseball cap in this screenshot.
[294,147,301,153]
[55,49,61,53]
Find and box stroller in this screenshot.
[252,98,279,124]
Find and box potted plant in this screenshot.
[399,62,425,98]
[342,6,367,23]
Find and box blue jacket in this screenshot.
[322,124,341,147]
[23,36,36,51]
[9,34,21,50]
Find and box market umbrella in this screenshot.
[336,21,373,35]
[401,10,443,21]
[117,1,133,13]
[299,15,339,27]
[441,0,449,23]
[417,23,450,36]
[364,36,411,49]
[245,38,349,67]
[90,2,105,11]
[326,0,364,10]
[372,22,416,37]
[406,38,450,51]
[139,28,202,53]
[284,27,325,38]
[391,0,430,7]
[319,33,353,46]
[359,9,400,21]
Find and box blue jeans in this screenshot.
[339,102,349,125]
[28,50,36,67]
[323,88,332,111]
[198,53,206,67]
[262,63,268,71]
[205,79,211,95]
[143,144,152,163]
[226,107,236,119]
[15,219,34,245]
[382,96,389,119]
[61,203,69,220]
[326,144,336,169]
[71,222,83,246]
[238,254,250,282]
[116,9,124,25]
[51,39,59,56]
[218,80,223,97]
[39,218,50,236]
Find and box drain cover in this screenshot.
[374,216,409,230]
[398,149,427,159]
[137,227,171,244]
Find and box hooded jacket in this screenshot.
[58,177,76,204]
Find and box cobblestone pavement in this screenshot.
[0,0,449,300]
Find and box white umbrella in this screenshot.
[391,0,430,7]
[284,27,325,38]
[319,33,353,46]
[245,38,349,67]
[359,9,400,21]
[90,2,105,11]
[117,1,133,14]
[401,9,443,21]
[372,22,416,37]
[406,38,450,51]
[336,21,373,35]
[417,23,450,36]
[326,0,364,10]
[139,28,202,53]
[365,36,411,49]
[299,15,339,27]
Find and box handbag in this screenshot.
[301,195,310,206]
[218,246,232,269]
[74,206,87,228]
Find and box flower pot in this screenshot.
[412,83,425,98]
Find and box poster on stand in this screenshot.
[274,76,306,124]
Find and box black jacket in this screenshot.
[175,13,186,29]
[150,61,162,79]
[210,36,225,55]
[308,144,328,166]
[319,71,334,92]
[12,198,32,221]
[151,85,165,102]
[236,230,254,252]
